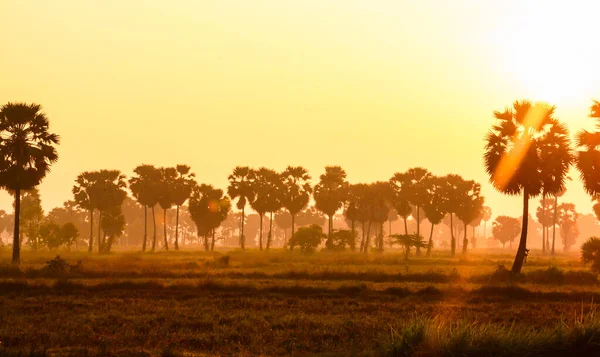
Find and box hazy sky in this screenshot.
[1,1,600,219]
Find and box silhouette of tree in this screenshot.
[492,216,521,248]
[390,233,427,259]
[481,206,492,239]
[280,166,312,250]
[18,189,44,251]
[129,164,162,252]
[536,197,554,253]
[38,222,61,251]
[575,100,600,196]
[314,166,349,249]
[47,201,87,250]
[423,176,447,256]
[557,202,579,251]
[188,184,231,251]
[171,165,195,250]
[484,100,572,273]
[250,168,274,251]
[0,103,59,264]
[439,174,464,255]
[99,205,125,253]
[263,170,283,250]
[274,210,292,246]
[157,167,177,251]
[344,183,368,251]
[387,209,399,238]
[581,237,600,273]
[362,182,391,253]
[289,224,325,252]
[73,171,101,252]
[227,166,255,250]
[455,179,484,254]
[551,188,567,255]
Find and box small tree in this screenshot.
[492,216,521,248]
[289,224,325,252]
[390,233,427,259]
[328,229,355,251]
[581,237,600,273]
[39,222,62,251]
[60,222,79,250]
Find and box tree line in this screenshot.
[3,99,600,272]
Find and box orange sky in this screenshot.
[1,1,599,219]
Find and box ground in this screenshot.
[1,248,599,356]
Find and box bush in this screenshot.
[289,224,326,252]
[581,237,600,273]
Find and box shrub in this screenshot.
[581,237,600,273]
[289,224,326,252]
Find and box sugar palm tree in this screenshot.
[157,167,177,251]
[250,168,274,251]
[314,166,349,249]
[171,165,195,250]
[484,100,572,273]
[423,176,447,256]
[389,173,412,234]
[481,206,492,240]
[280,166,312,250]
[94,170,128,252]
[263,170,283,250]
[0,103,59,264]
[227,166,255,250]
[188,184,231,251]
[454,180,484,254]
[395,168,432,255]
[129,164,162,252]
[439,174,464,256]
[344,183,366,251]
[73,171,101,252]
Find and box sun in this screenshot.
[493,2,600,107]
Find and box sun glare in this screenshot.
[495,3,600,106]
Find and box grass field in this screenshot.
[1,248,599,356]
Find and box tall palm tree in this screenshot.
[394,168,432,255]
[0,103,59,264]
[344,183,366,251]
[171,165,195,250]
[250,168,273,251]
[280,166,312,250]
[454,179,484,254]
[188,184,231,251]
[481,206,492,240]
[423,176,447,256]
[129,164,162,252]
[157,167,177,251]
[227,166,255,250]
[73,171,101,253]
[314,166,349,249]
[264,170,283,250]
[389,174,412,234]
[485,100,572,273]
[94,170,128,252]
[439,174,464,256]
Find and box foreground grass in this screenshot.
[0,249,597,356]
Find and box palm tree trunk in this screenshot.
[427,223,434,256]
[290,214,295,251]
[97,211,103,252]
[241,206,246,250]
[511,189,530,274]
[142,205,148,252]
[472,225,476,249]
[484,221,487,240]
[211,229,215,251]
[351,220,356,251]
[415,206,421,255]
[151,206,157,252]
[552,195,558,256]
[541,194,546,254]
[326,214,333,249]
[163,209,169,251]
[403,217,408,234]
[450,213,455,256]
[11,188,21,264]
[259,214,263,251]
[389,220,392,238]
[174,205,180,251]
[462,221,468,254]
[360,221,366,252]
[267,211,273,250]
[364,220,372,254]
[88,208,94,253]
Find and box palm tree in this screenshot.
[188,184,231,251]
[454,179,484,254]
[484,100,572,273]
[73,171,101,253]
[129,164,161,252]
[363,182,391,253]
[344,184,366,251]
[250,168,274,251]
[0,103,59,264]
[389,172,413,235]
[94,170,128,252]
[481,206,492,240]
[423,176,447,256]
[264,170,283,250]
[280,166,312,250]
[314,166,349,249]
[157,167,177,251]
[390,233,427,260]
[227,166,255,250]
[439,174,464,256]
[171,165,195,250]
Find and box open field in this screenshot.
[1,249,600,356]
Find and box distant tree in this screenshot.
[263,170,283,250]
[344,183,369,251]
[423,176,447,256]
[581,237,600,273]
[274,210,292,246]
[280,166,312,250]
[47,201,87,250]
[289,224,325,252]
[484,100,572,273]
[157,167,177,251]
[18,189,44,251]
[250,168,275,251]
[390,233,427,259]
[170,165,195,251]
[536,197,554,253]
[227,166,255,250]
[551,188,567,255]
[455,179,484,254]
[575,99,600,198]
[38,222,62,251]
[481,206,492,239]
[0,103,60,264]
[99,206,126,253]
[314,166,349,249]
[129,165,162,252]
[439,174,465,255]
[558,203,579,251]
[188,184,231,251]
[365,182,391,253]
[73,171,101,252]
[387,209,399,238]
[492,216,521,248]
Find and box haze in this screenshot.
[1,0,600,216]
